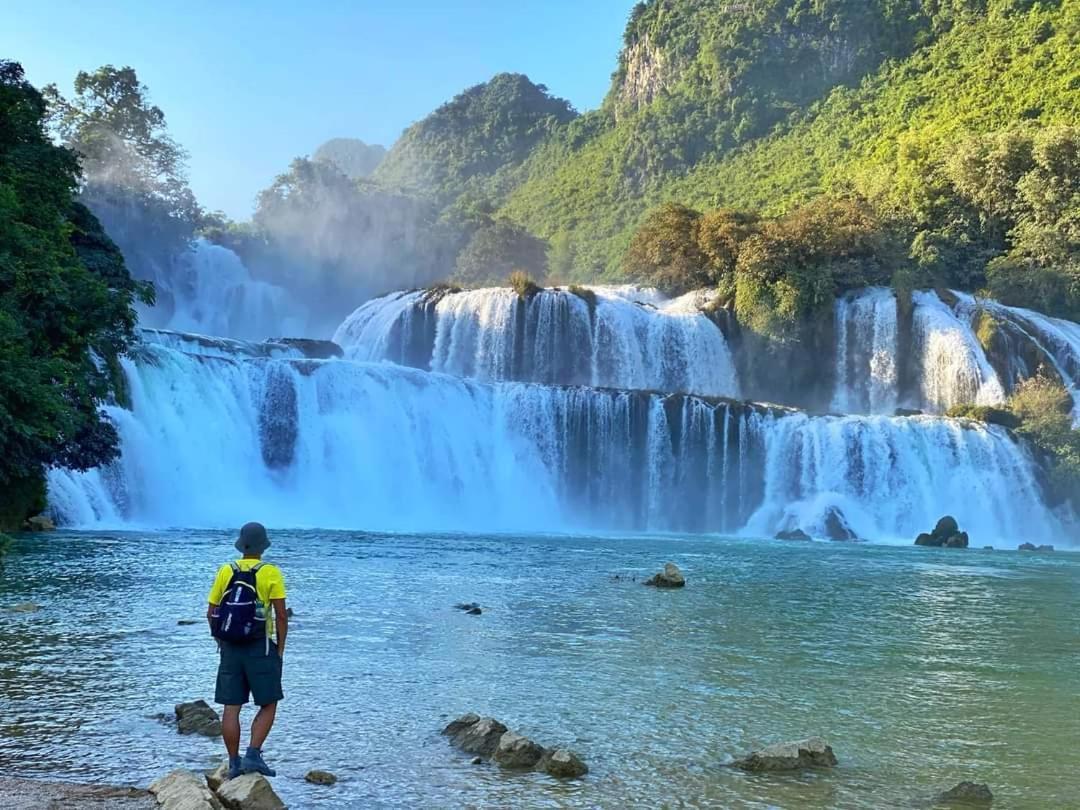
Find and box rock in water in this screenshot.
[731,737,838,772]
[149,769,224,810]
[935,781,993,804]
[206,761,230,791]
[944,532,969,549]
[776,529,811,541]
[304,770,337,786]
[493,732,546,769]
[1018,542,1037,551]
[24,515,55,531]
[823,507,857,541]
[933,515,959,538]
[215,773,285,810]
[175,700,222,737]
[539,748,589,778]
[915,533,938,547]
[644,562,686,588]
[442,714,508,757]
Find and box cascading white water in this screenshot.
[334,285,740,398]
[910,290,1006,411]
[48,336,1058,545]
[832,287,899,414]
[140,239,306,341]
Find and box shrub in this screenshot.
[508,270,541,299]
[567,284,597,311]
[945,404,1020,429]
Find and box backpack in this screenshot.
[211,562,267,643]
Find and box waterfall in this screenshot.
[335,286,740,398]
[831,287,899,414]
[48,335,1057,544]
[140,239,306,341]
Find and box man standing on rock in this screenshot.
[206,522,288,780]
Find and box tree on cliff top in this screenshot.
[0,60,150,526]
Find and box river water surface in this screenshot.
[0,531,1077,809]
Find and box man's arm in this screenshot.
[206,602,217,633]
[272,598,288,657]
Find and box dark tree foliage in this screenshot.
[0,60,149,526]
[452,218,550,288]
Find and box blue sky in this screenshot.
[4,1,633,218]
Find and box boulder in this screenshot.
[776,529,811,542]
[442,714,508,757]
[935,781,993,804]
[466,607,482,615]
[944,532,969,549]
[1037,544,1055,552]
[175,700,222,737]
[894,408,924,417]
[24,515,55,531]
[215,773,285,810]
[149,769,223,810]
[177,620,200,626]
[493,732,546,769]
[644,563,686,588]
[915,533,940,547]
[271,338,343,359]
[731,737,838,772]
[205,762,229,792]
[538,748,589,779]
[453,603,480,611]
[823,507,858,542]
[304,770,337,786]
[933,516,959,540]
[1018,542,1037,551]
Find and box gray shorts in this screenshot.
[215,640,283,706]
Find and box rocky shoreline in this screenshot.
[0,777,154,809]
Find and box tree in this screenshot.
[622,203,707,294]
[452,218,549,288]
[43,65,201,293]
[313,138,387,180]
[0,61,150,527]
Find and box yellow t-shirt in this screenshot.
[208,559,287,638]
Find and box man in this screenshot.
[207,522,288,780]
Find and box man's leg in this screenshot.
[250,702,277,749]
[222,705,242,757]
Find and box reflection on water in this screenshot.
[0,531,1078,808]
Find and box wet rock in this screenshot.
[471,757,483,765]
[944,532,969,549]
[776,529,812,542]
[177,619,200,626]
[304,770,337,786]
[466,607,482,615]
[644,562,685,588]
[205,762,229,792]
[895,408,924,417]
[285,608,294,618]
[175,700,222,737]
[149,769,223,810]
[916,517,969,548]
[539,748,589,779]
[215,773,285,810]
[823,507,858,542]
[271,338,343,359]
[1018,542,1036,551]
[493,732,546,769]
[442,714,508,757]
[934,516,959,538]
[454,602,480,611]
[731,737,838,772]
[1038,544,1055,552]
[983,546,994,551]
[24,515,55,531]
[935,781,993,804]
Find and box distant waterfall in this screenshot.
[48,334,1057,544]
[139,239,306,341]
[832,287,900,414]
[335,286,740,398]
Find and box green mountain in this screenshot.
[373,72,578,211]
[500,0,1079,277]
